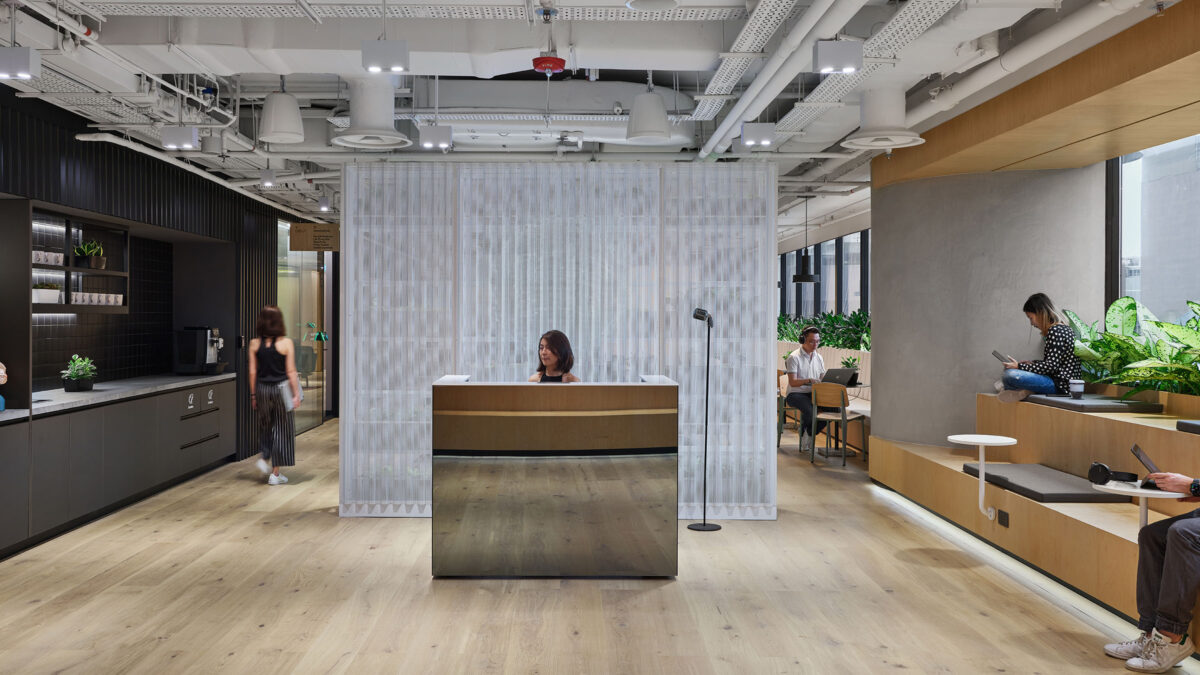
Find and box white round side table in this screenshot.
[1093,481,1187,529]
[948,434,1017,521]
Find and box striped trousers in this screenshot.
[256,381,296,467]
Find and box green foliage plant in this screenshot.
[305,321,329,343]
[1065,297,1200,397]
[73,240,104,258]
[841,356,860,369]
[777,309,871,351]
[33,282,61,290]
[61,354,97,381]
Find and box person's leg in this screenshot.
[1153,513,1200,637]
[787,392,822,438]
[1001,369,1057,395]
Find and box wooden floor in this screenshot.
[0,422,1153,673]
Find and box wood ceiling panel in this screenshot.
[873,0,1200,189]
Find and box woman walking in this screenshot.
[249,305,301,484]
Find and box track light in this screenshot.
[420,125,453,150]
[813,40,862,76]
[260,169,276,187]
[319,196,331,212]
[362,39,409,75]
[161,126,200,150]
[0,46,41,80]
[740,122,776,148]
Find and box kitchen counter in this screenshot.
[2,373,237,423]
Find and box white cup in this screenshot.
[114,294,124,306]
[106,294,117,305]
[33,251,44,264]
[52,252,63,265]
[1069,379,1085,399]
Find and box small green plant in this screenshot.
[777,309,871,351]
[305,321,329,342]
[73,240,104,258]
[841,356,860,369]
[61,354,97,381]
[33,282,61,290]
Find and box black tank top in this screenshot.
[539,373,564,383]
[257,338,287,383]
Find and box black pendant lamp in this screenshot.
[792,198,817,283]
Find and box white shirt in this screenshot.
[785,348,825,396]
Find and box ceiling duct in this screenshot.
[331,77,411,149]
[841,86,924,151]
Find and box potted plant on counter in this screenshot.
[73,240,106,269]
[61,354,97,392]
[33,282,62,304]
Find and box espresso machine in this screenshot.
[174,327,226,375]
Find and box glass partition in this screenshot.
[277,221,326,434]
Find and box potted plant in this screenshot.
[61,354,97,392]
[841,355,861,371]
[32,282,61,304]
[74,240,106,269]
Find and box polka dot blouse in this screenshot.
[1023,323,1082,394]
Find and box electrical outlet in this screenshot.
[998,510,1010,527]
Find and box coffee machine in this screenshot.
[175,327,226,375]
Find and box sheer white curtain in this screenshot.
[341,162,775,519]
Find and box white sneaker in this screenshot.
[268,473,288,485]
[1104,631,1150,660]
[1125,629,1193,673]
[800,434,813,452]
[993,379,1005,393]
[997,389,1031,403]
[255,458,271,475]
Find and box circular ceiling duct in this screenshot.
[332,77,412,150]
[841,86,924,151]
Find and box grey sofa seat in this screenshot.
[1179,420,1200,435]
[1025,393,1164,414]
[962,462,1131,504]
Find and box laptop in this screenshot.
[821,368,859,387]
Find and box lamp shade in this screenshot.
[626,91,670,143]
[260,93,305,144]
[793,250,817,283]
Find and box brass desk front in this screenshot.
[431,379,678,577]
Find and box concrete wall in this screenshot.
[871,165,1106,446]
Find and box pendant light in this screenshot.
[793,198,817,283]
[626,70,670,143]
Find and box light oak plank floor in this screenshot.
[0,422,1150,673]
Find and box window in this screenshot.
[1119,136,1200,322]
[784,250,797,316]
[841,232,861,314]
[819,240,836,313]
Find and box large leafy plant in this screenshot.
[1066,297,1200,396]
[61,354,98,381]
[777,309,871,351]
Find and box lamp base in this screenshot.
[687,522,721,532]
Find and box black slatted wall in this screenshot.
[1,86,280,459]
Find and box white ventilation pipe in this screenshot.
[332,77,411,149]
[228,170,341,187]
[841,86,925,150]
[698,0,869,158]
[906,0,1146,127]
[74,133,318,221]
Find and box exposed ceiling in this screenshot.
[0,0,1163,237]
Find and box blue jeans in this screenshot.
[1001,369,1058,395]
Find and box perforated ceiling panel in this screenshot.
[327,112,692,127]
[25,69,154,125]
[690,0,796,120]
[83,3,747,21]
[774,0,959,133]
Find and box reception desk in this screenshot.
[431,376,678,577]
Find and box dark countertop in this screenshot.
[0,373,236,425]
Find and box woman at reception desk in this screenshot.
[528,330,581,383]
[431,370,678,578]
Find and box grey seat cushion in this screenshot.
[1025,393,1164,414]
[1179,420,1200,435]
[962,462,1131,503]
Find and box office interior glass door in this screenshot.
[277,221,325,434]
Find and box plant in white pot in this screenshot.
[61,354,97,392]
[33,282,61,304]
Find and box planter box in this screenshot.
[63,378,94,392]
[32,288,61,304]
[1092,384,1200,420]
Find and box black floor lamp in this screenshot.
[688,307,720,532]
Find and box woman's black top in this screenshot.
[1023,324,1082,394]
[256,338,287,384]
[538,373,564,383]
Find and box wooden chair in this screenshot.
[778,370,804,449]
[811,382,867,466]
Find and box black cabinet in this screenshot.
[0,423,30,550]
[67,408,105,521]
[31,418,70,535]
[104,398,159,502]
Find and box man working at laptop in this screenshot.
[1104,471,1200,673]
[784,326,827,452]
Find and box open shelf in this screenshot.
[66,267,129,278]
[33,304,129,315]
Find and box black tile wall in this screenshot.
[32,237,173,392]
